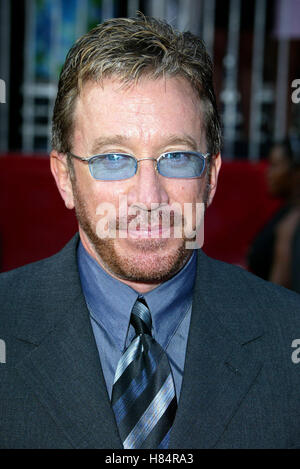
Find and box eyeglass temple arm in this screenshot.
[67,152,90,162]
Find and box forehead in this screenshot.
[73,76,205,152]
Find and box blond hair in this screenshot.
[52,14,221,157]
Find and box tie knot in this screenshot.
[131,298,152,336]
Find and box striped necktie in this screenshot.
[111,298,177,449]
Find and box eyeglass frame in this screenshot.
[67,150,211,181]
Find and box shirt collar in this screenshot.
[77,241,197,351]
[143,253,197,349]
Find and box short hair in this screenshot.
[52,14,221,158]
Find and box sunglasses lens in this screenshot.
[90,154,137,181]
[158,152,206,178]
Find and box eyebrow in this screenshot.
[90,134,199,155]
[162,135,199,151]
[90,136,130,154]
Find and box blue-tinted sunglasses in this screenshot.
[67,151,210,181]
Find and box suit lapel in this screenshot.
[14,235,122,449]
[170,252,264,449]
[16,292,122,448]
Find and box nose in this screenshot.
[127,158,169,210]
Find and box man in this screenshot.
[1,15,300,449]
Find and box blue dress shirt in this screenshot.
[77,242,197,402]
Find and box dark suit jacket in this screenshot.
[1,234,300,449]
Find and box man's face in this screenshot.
[52,76,221,290]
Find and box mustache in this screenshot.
[114,209,183,230]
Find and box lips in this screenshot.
[126,223,173,238]
[111,209,184,239]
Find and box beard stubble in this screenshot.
[71,181,200,284]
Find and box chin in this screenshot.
[95,237,191,283]
[75,195,192,283]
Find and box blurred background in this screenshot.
[0,0,300,291]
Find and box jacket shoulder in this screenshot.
[200,250,300,300]
[198,251,300,333]
[0,235,80,331]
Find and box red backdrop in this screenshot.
[0,154,281,272]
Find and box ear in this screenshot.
[50,150,75,209]
[207,152,222,207]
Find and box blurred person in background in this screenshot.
[248,138,300,290]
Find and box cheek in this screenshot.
[87,183,132,222]
[167,182,204,204]
[76,167,121,202]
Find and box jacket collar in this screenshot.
[15,234,122,448]
[169,250,264,448]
